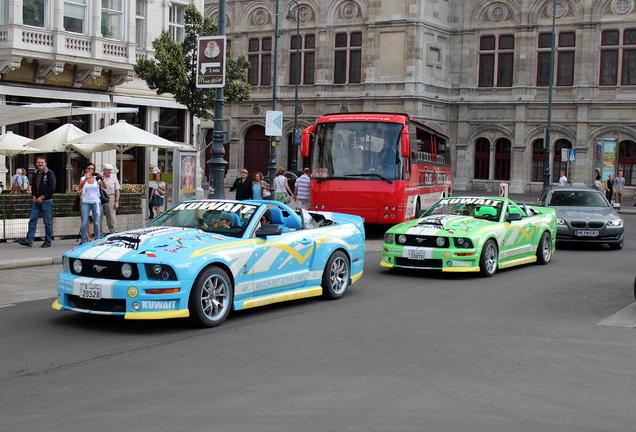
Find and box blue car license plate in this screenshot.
[575,230,599,237]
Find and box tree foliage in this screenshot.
[134,3,250,121]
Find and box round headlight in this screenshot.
[557,218,566,225]
[161,271,171,280]
[398,234,407,244]
[132,302,141,311]
[121,263,133,279]
[152,264,162,275]
[456,238,465,245]
[72,259,83,274]
[436,237,446,247]
[608,218,623,227]
[384,233,394,244]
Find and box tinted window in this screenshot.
[548,191,608,207]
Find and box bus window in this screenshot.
[436,137,448,165]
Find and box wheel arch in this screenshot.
[192,261,236,293]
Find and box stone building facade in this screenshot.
[206,0,636,195]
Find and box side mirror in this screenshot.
[301,125,315,158]
[400,127,410,158]
[255,224,282,237]
[506,213,522,222]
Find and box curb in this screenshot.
[0,257,62,271]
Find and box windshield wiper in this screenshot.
[344,173,393,184]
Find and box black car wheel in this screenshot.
[536,231,552,265]
[479,239,498,277]
[322,251,350,299]
[189,266,233,328]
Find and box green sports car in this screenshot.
[381,197,557,277]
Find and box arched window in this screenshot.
[494,138,511,180]
[531,139,546,182]
[474,138,490,180]
[553,139,572,183]
[618,140,636,186]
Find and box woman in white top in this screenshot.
[273,167,294,203]
[78,163,107,244]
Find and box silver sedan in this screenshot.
[539,186,624,250]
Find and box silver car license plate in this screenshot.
[575,230,599,237]
[80,283,102,299]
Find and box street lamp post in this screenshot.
[543,0,557,187]
[267,0,281,185]
[286,0,301,172]
[208,0,227,198]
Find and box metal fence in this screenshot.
[0,193,144,241]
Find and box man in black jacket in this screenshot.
[226,168,253,200]
[18,156,56,247]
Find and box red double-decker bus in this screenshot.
[301,112,451,224]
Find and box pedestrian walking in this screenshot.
[593,172,602,191]
[151,181,167,217]
[11,168,29,193]
[252,172,270,200]
[294,167,311,210]
[605,174,615,204]
[273,167,294,203]
[78,162,106,244]
[558,170,568,187]
[148,164,159,219]
[101,163,121,234]
[226,168,253,200]
[614,171,625,205]
[18,156,56,248]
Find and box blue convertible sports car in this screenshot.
[53,200,365,327]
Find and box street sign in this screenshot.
[196,35,227,88]
[266,111,283,137]
[293,128,301,146]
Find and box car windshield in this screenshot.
[423,197,505,222]
[311,121,403,181]
[149,201,259,237]
[548,191,608,207]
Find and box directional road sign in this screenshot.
[266,111,283,137]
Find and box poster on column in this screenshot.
[601,138,617,180]
[178,152,197,201]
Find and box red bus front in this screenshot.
[302,113,451,224]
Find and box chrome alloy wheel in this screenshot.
[200,274,230,321]
[329,256,349,296]
[542,235,552,262]
[484,243,498,274]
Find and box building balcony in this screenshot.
[0,25,155,91]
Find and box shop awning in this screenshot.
[0,103,138,126]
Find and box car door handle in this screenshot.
[300,238,312,245]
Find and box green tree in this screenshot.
[134,3,250,145]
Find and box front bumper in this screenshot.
[53,271,194,319]
[556,225,624,243]
[380,244,480,272]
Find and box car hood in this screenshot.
[64,226,233,262]
[391,214,494,236]
[552,206,617,220]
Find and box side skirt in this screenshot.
[498,255,537,269]
[237,286,323,311]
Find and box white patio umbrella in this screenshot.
[26,123,105,191]
[0,132,39,184]
[69,120,182,184]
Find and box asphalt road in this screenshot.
[1,216,635,432]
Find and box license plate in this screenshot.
[408,250,429,260]
[80,283,102,299]
[575,230,599,237]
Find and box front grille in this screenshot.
[395,258,443,268]
[400,235,448,248]
[588,221,605,229]
[570,221,586,228]
[69,259,139,280]
[67,295,126,313]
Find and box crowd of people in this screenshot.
[225,167,312,209]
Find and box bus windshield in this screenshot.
[311,121,403,181]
